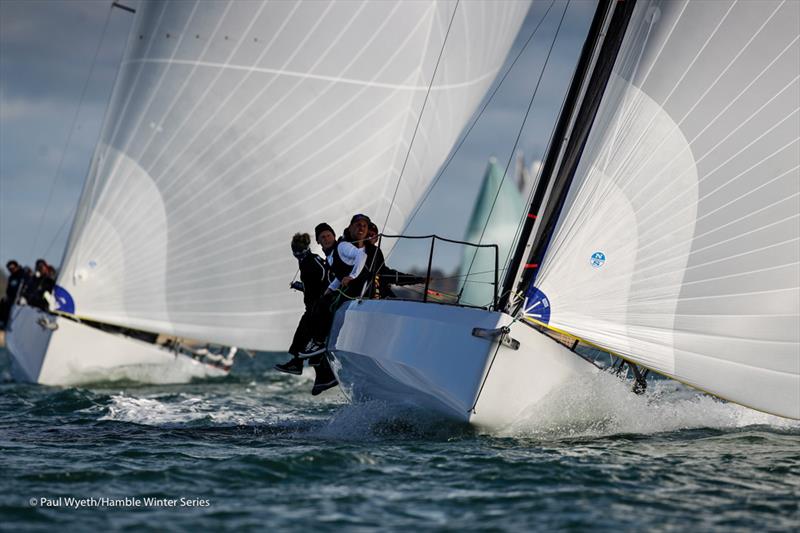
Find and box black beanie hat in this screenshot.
[315,222,334,240]
[350,213,371,225]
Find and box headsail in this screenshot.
[524,0,799,418]
[57,0,531,349]
[459,159,525,308]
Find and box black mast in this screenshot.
[499,0,637,312]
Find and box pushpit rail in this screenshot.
[378,234,500,309]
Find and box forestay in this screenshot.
[528,0,799,418]
[58,0,530,349]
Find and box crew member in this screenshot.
[358,223,426,299]
[24,259,55,311]
[0,260,27,327]
[275,232,331,375]
[299,214,371,394]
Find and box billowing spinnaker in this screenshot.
[59,0,531,349]
[530,0,799,418]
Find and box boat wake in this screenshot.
[84,360,796,442]
[97,392,288,427]
[498,370,800,439]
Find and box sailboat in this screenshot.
[6,0,531,385]
[457,157,525,308]
[326,0,800,428]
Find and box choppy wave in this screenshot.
[1,349,798,531]
[499,370,800,439]
[90,359,796,443]
[313,399,474,441]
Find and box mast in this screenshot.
[499,0,635,311]
[505,0,800,419]
[58,1,138,274]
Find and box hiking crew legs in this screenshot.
[288,310,314,356]
[309,292,339,343]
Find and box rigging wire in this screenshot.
[28,2,116,262]
[399,0,558,235]
[498,51,582,291]
[375,0,559,305]
[358,1,462,296]
[42,205,76,260]
[461,0,571,294]
[379,0,461,236]
[41,1,136,263]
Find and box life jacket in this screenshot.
[330,239,369,296]
[330,239,356,281]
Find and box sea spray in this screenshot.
[497,370,800,439]
[98,391,287,427]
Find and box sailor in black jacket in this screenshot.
[0,260,28,327]
[275,228,335,375]
[294,243,330,311]
[24,259,55,311]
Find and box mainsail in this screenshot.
[523,0,799,418]
[57,0,530,350]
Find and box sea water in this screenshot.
[1,348,797,531]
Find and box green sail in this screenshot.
[458,158,525,307]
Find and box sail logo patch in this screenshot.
[590,251,606,269]
[522,286,551,324]
[53,285,75,314]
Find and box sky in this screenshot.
[1,0,132,268]
[0,0,596,273]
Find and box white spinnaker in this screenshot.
[58,0,530,349]
[533,0,800,418]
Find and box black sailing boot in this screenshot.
[274,357,304,375]
[311,358,338,395]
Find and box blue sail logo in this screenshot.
[53,285,75,314]
[522,286,551,324]
[590,251,606,269]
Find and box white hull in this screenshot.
[327,300,597,430]
[5,305,227,386]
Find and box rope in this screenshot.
[334,288,360,301]
[29,2,117,261]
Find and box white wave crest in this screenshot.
[498,370,800,439]
[99,392,281,426]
